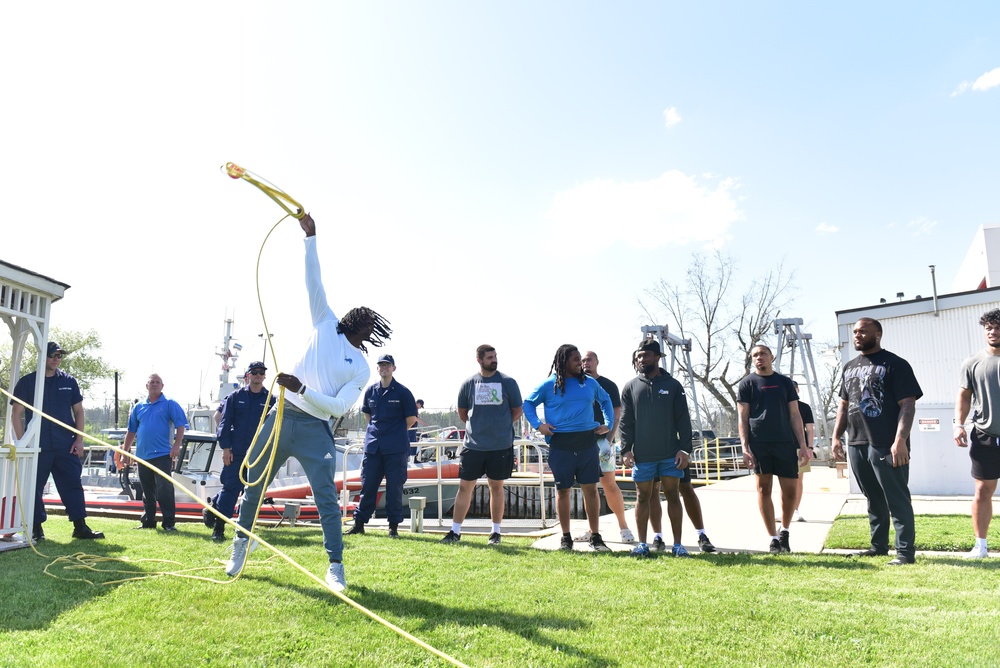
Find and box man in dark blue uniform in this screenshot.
[204,361,274,541]
[11,342,104,542]
[347,354,417,538]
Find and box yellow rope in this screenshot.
[224,162,305,220]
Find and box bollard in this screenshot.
[409,496,427,534]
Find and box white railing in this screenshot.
[339,439,552,529]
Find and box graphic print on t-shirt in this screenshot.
[844,362,886,418]
[475,382,503,406]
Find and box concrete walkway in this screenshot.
[532,464,851,553]
[531,463,982,555]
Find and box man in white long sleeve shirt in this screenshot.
[226,213,392,592]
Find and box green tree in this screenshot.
[2,328,120,394]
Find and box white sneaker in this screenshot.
[965,545,989,559]
[325,562,347,592]
[793,510,806,522]
[573,530,592,542]
[225,536,258,576]
[620,527,636,543]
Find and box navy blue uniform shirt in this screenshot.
[12,370,83,451]
[362,379,417,455]
[218,386,274,457]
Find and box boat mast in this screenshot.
[215,318,241,402]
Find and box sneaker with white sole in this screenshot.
[574,530,592,542]
[965,545,989,559]
[620,527,636,543]
[325,562,347,592]
[630,542,651,558]
[793,509,806,522]
[588,533,612,552]
[225,536,258,576]
[697,533,717,553]
[652,537,667,552]
[672,544,691,558]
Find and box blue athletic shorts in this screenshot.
[548,442,601,490]
[631,457,684,483]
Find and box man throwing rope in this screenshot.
[225,213,392,592]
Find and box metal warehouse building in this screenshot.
[836,224,1000,495]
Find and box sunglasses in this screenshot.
[48,353,64,359]
[248,370,266,376]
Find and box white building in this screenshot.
[836,223,1000,495]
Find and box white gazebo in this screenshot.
[1,259,69,552]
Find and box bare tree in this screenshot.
[641,251,795,423]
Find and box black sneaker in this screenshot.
[652,537,667,552]
[487,532,501,546]
[779,530,791,553]
[769,538,782,554]
[440,530,461,544]
[346,523,365,535]
[588,533,612,552]
[560,534,574,551]
[387,525,399,539]
[698,533,716,553]
[162,525,178,533]
[31,526,44,542]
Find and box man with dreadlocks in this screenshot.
[524,344,615,551]
[225,213,391,591]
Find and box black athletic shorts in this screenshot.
[970,427,1000,480]
[749,440,799,479]
[459,447,514,481]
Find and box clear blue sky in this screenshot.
[3,2,998,411]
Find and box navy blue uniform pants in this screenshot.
[354,450,409,525]
[214,454,247,518]
[34,448,87,526]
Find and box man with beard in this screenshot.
[524,344,614,551]
[737,344,811,554]
[440,344,523,546]
[621,340,693,557]
[833,317,922,565]
[955,309,1000,559]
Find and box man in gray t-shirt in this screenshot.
[440,344,523,546]
[955,308,1000,559]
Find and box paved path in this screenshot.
[532,464,851,554]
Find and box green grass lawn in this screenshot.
[2,516,999,668]
[827,514,997,552]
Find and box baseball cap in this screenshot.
[636,339,664,356]
[377,354,395,365]
[47,342,66,357]
[246,361,267,374]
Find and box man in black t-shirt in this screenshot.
[834,317,922,565]
[737,344,810,554]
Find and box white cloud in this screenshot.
[951,66,1000,96]
[663,106,682,128]
[907,217,937,236]
[815,222,839,235]
[545,171,742,252]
